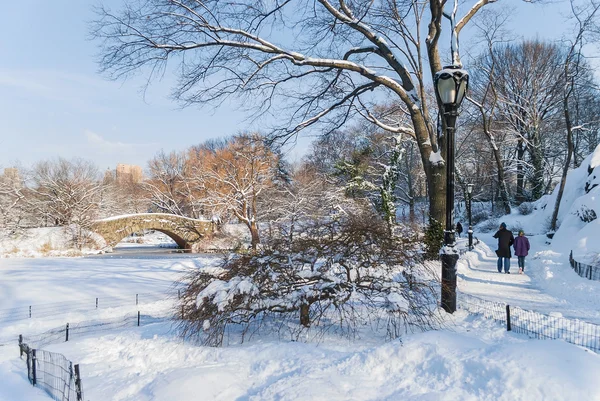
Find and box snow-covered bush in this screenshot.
[518,202,534,215]
[479,219,499,233]
[177,210,439,346]
[471,211,489,225]
[509,221,524,234]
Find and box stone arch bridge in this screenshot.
[91,213,214,251]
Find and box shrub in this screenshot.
[575,205,597,223]
[479,219,499,233]
[518,202,534,215]
[39,242,53,255]
[509,221,523,234]
[471,211,489,225]
[177,210,439,346]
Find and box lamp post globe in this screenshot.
[467,183,474,251]
[434,65,469,313]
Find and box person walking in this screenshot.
[456,222,463,238]
[513,230,531,274]
[493,222,514,274]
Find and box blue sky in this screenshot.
[0,0,251,171]
[0,0,571,172]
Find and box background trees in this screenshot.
[188,133,281,250]
[28,158,103,247]
[91,0,499,229]
[0,168,28,235]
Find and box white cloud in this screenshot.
[84,129,157,150]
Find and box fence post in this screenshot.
[178,289,181,299]
[26,347,31,383]
[65,323,69,342]
[74,364,83,401]
[19,335,23,358]
[29,305,31,318]
[96,297,98,309]
[506,305,512,331]
[136,294,139,305]
[138,311,141,327]
[31,349,37,386]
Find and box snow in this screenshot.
[3,146,600,399]
[0,232,599,400]
[429,150,443,165]
[485,144,600,263]
[0,227,91,258]
[96,212,212,223]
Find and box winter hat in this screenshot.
[519,230,525,235]
[500,222,507,229]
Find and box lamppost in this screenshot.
[434,65,469,314]
[467,183,474,251]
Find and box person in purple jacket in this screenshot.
[513,230,531,274]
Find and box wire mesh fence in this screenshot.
[19,340,83,401]
[459,293,600,353]
[0,290,174,324]
[569,251,600,281]
[21,311,169,349]
[17,309,172,400]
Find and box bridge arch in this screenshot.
[91,213,214,251]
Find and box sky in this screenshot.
[0,0,573,172]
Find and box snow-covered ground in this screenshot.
[2,146,600,400]
[1,236,599,400]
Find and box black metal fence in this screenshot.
[569,251,600,281]
[19,340,83,401]
[459,293,600,353]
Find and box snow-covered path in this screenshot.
[457,233,600,324]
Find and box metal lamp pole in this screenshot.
[467,183,474,250]
[434,66,469,314]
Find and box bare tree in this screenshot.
[145,150,194,216]
[0,167,29,234]
[190,133,280,249]
[91,0,506,228]
[484,40,565,201]
[29,158,102,248]
[551,0,600,232]
[466,10,513,214]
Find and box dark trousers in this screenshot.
[517,256,526,271]
[497,257,510,273]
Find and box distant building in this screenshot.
[115,164,143,184]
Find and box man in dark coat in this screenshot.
[456,222,463,238]
[493,222,514,273]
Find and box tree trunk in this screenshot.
[530,133,544,200]
[300,303,310,327]
[427,163,446,225]
[406,150,416,222]
[249,220,260,250]
[516,140,526,203]
[551,83,575,232]
[492,147,512,215]
[411,107,446,228]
